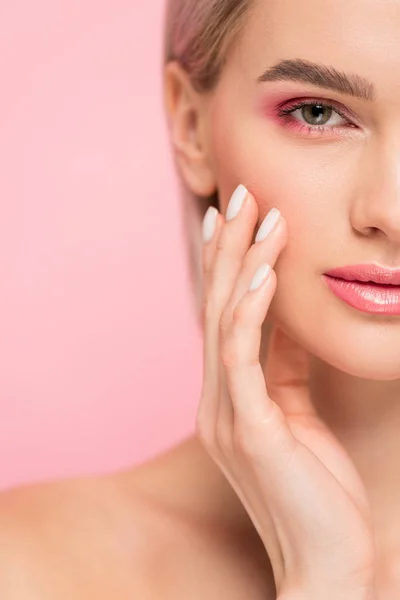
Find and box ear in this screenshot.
[164,61,217,197]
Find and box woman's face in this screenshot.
[199,0,400,380]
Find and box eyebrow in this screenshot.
[257,58,377,102]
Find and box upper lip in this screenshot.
[324,264,400,285]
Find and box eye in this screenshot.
[277,99,356,136]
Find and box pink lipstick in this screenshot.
[323,264,400,315]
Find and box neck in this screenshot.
[310,356,400,507]
[309,356,400,584]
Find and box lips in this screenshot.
[323,264,400,315]
[324,264,400,285]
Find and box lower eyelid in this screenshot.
[277,116,356,139]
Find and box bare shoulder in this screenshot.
[0,439,276,599]
[0,473,159,599]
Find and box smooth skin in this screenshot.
[0,194,376,599]
[198,191,375,599]
[2,0,400,597]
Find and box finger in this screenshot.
[206,186,259,318]
[217,210,287,447]
[198,206,224,430]
[201,206,223,301]
[221,266,298,462]
[220,210,287,329]
[198,186,259,431]
[208,188,260,448]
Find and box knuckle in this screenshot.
[203,293,218,323]
[219,308,232,337]
[215,231,226,255]
[220,334,241,369]
[231,299,247,326]
[220,296,246,339]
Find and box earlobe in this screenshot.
[164,61,217,197]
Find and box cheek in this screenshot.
[210,116,352,271]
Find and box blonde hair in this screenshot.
[163,0,252,326]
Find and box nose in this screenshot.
[350,136,400,245]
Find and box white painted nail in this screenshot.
[255,208,281,243]
[249,263,271,291]
[226,184,248,221]
[202,206,219,243]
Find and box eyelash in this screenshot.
[277,99,356,137]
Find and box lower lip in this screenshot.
[323,275,400,315]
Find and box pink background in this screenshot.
[0,1,203,490]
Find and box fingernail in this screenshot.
[226,184,248,221]
[202,206,219,243]
[249,263,271,291]
[255,208,281,243]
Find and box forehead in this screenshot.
[231,0,400,95]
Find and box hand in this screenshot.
[197,186,377,599]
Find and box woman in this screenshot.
[2,0,400,597]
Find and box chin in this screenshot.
[270,295,400,382]
[318,338,400,381]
